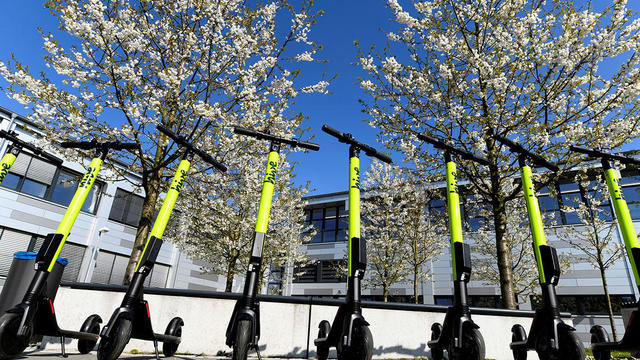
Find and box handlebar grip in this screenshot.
[321,124,343,139]
[60,140,98,150]
[295,140,320,151]
[494,134,559,171]
[193,148,227,172]
[418,133,489,166]
[570,145,640,166]
[156,124,180,141]
[233,127,259,138]
[372,151,393,164]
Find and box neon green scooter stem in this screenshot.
[348,155,361,277]
[446,161,463,280]
[521,165,548,284]
[255,151,279,234]
[135,158,191,272]
[48,157,103,272]
[604,167,640,285]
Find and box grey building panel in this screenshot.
[468,287,500,296]
[10,210,59,230]
[304,288,334,295]
[190,270,220,282]
[563,269,601,279]
[123,226,137,235]
[120,239,134,249]
[306,243,337,250]
[187,283,219,291]
[17,194,66,215]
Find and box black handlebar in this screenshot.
[156,124,227,172]
[569,146,640,166]
[417,133,489,166]
[60,140,139,151]
[0,130,62,165]
[233,127,320,151]
[321,125,393,164]
[493,134,559,172]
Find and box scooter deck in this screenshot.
[58,328,99,341]
[153,333,180,344]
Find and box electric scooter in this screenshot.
[314,125,392,360]
[97,124,227,360]
[225,126,319,360]
[494,134,585,360]
[569,145,640,360]
[417,134,487,360]
[0,139,138,359]
[0,129,62,184]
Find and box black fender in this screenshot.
[164,317,184,339]
[7,302,37,338]
[225,306,258,347]
[80,314,103,333]
[100,306,135,338]
[340,311,369,347]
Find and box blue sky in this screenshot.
[0,1,395,195]
[0,1,638,195]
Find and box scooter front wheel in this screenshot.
[0,313,30,360]
[511,324,527,360]
[430,323,444,360]
[590,325,611,360]
[77,314,102,354]
[231,319,252,360]
[316,320,331,360]
[449,326,485,360]
[557,327,585,360]
[336,324,373,360]
[97,318,132,360]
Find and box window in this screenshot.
[1,152,102,214]
[434,295,453,306]
[109,188,145,227]
[293,260,345,283]
[530,294,636,315]
[469,295,501,308]
[0,227,86,282]
[304,205,347,243]
[92,250,169,287]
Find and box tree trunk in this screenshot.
[383,284,389,302]
[488,160,517,309]
[122,172,161,285]
[225,254,238,292]
[413,265,419,304]
[599,261,618,341]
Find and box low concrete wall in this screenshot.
[43,285,562,360]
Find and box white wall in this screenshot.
[45,287,556,360]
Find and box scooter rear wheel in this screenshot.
[590,325,611,360]
[430,323,444,360]
[162,317,183,357]
[232,319,252,360]
[336,324,373,360]
[77,314,102,354]
[97,318,132,360]
[0,312,30,360]
[316,320,331,360]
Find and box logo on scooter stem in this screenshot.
[0,163,10,183]
[170,170,187,193]
[79,167,97,189]
[351,166,360,190]
[264,161,278,184]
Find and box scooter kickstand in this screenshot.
[60,335,68,358]
[254,344,262,360]
[153,339,160,360]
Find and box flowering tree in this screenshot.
[472,192,539,303]
[554,170,623,341]
[400,171,445,303]
[173,152,314,293]
[361,161,411,301]
[0,0,327,284]
[357,0,640,308]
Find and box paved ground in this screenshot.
[17,351,277,360]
